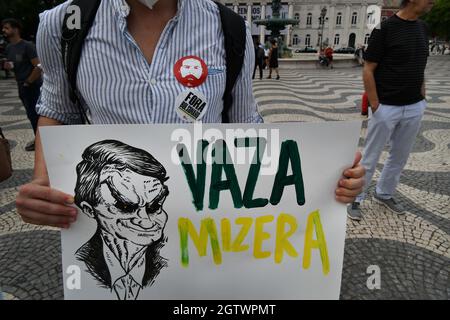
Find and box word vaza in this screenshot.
[176,138,330,275]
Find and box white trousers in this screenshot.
[356,99,427,202]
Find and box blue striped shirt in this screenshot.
[36,0,263,124]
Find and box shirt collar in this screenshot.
[110,0,186,19]
[111,0,131,18]
[101,235,147,288]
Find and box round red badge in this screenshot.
[174,56,208,88]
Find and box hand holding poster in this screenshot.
[40,122,361,300]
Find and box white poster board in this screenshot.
[40,122,361,300]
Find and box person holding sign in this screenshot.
[16,0,365,229]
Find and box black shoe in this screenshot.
[25,141,35,152]
[347,202,362,221]
[276,75,280,80]
[267,76,272,79]
[373,192,405,215]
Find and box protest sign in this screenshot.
[40,122,361,300]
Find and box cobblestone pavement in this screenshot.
[1,56,449,300]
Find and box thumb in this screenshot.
[353,151,362,168]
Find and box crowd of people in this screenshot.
[429,42,450,55]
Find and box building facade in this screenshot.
[220,0,389,49]
[381,0,401,20]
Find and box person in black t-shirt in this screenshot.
[347,0,435,221]
[2,18,42,151]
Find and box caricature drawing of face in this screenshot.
[73,140,170,298]
[93,166,169,247]
[74,140,170,248]
[180,58,203,80]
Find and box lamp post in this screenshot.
[318,7,328,50]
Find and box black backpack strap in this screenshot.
[61,0,101,124]
[215,2,246,123]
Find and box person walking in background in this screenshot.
[347,0,434,221]
[325,46,334,69]
[252,40,265,80]
[429,41,436,55]
[318,47,329,67]
[267,39,280,80]
[0,35,12,79]
[355,45,365,66]
[264,45,270,70]
[2,18,42,151]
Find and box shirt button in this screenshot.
[150,79,157,85]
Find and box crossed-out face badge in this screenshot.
[175,89,208,123]
[174,56,208,88]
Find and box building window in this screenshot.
[336,12,342,26]
[305,34,311,46]
[364,33,370,45]
[334,34,340,46]
[352,12,358,25]
[293,34,299,46]
[294,13,300,21]
[307,13,312,26]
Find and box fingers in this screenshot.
[22,214,71,229]
[336,177,364,203]
[336,175,365,200]
[19,183,74,205]
[16,198,77,217]
[343,163,365,179]
[338,176,365,191]
[336,154,366,204]
[335,195,358,204]
[352,151,362,167]
[343,152,365,180]
[335,183,363,198]
[20,208,76,228]
[16,181,77,229]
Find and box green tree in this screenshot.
[423,0,450,40]
[0,0,65,40]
